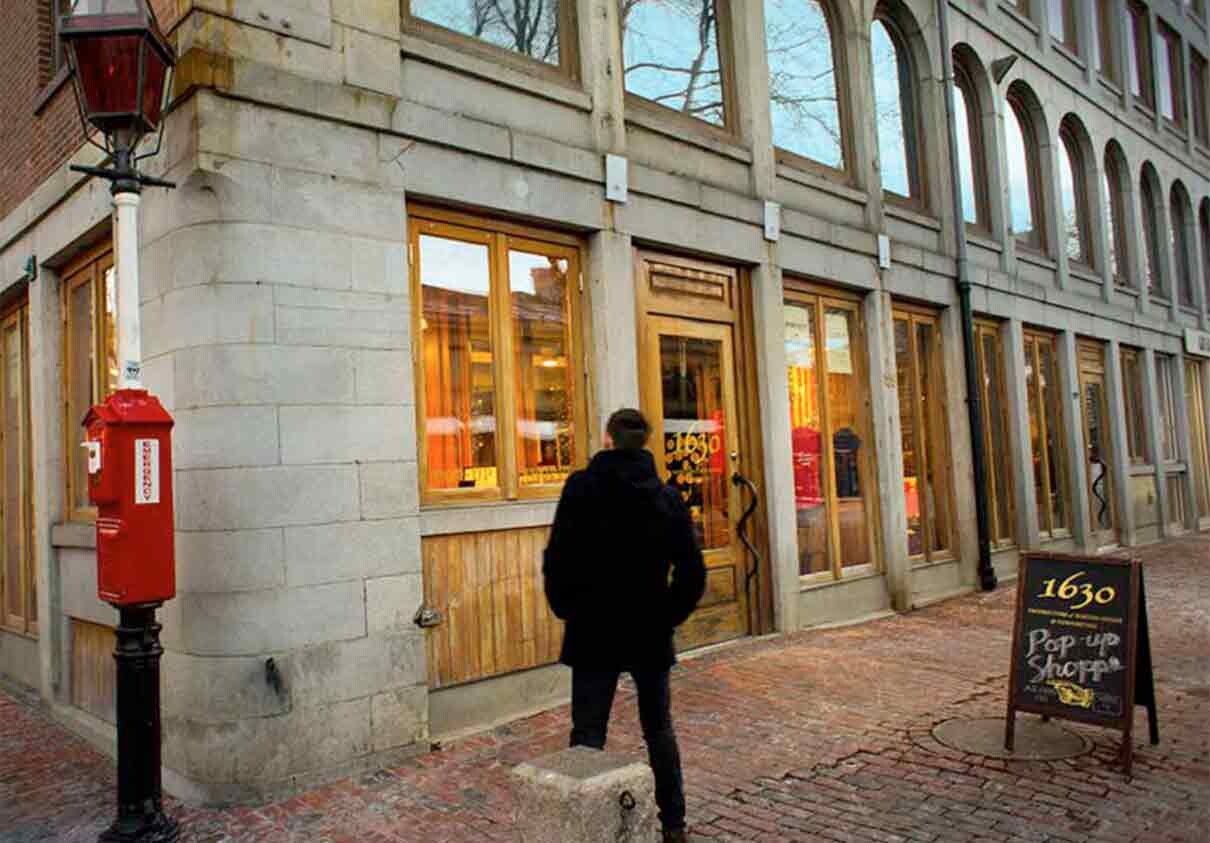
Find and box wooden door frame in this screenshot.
[634,249,773,637]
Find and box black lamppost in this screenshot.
[59,3,179,842]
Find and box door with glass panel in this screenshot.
[1185,360,1210,525]
[1077,341,1118,548]
[641,316,749,651]
[784,289,877,581]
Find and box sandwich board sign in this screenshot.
[1005,552,1158,776]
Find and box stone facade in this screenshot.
[0,0,1207,804]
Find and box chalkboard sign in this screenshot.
[1005,552,1157,776]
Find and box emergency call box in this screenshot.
[83,389,176,607]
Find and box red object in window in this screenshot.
[792,426,823,509]
[83,389,176,607]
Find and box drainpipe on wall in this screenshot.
[937,0,998,591]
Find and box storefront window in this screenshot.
[1121,348,1149,464]
[785,287,874,579]
[64,248,117,521]
[412,209,584,503]
[894,307,952,560]
[1157,355,1180,463]
[1,299,34,636]
[1025,330,1070,537]
[975,322,1014,547]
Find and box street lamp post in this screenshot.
[59,3,179,842]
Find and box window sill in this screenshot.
[1162,463,1187,474]
[0,626,37,642]
[399,31,591,113]
[419,498,559,537]
[624,100,752,165]
[1133,102,1157,121]
[1051,41,1086,71]
[34,65,72,116]
[967,231,1003,253]
[1150,295,1172,309]
[883,202,941,232]
[1195,142,1210,159]
[1097,76,1124,99]
[998,2,1040,35]
[1162,121,1189,143]
[1114,284,1139,299]
[1017,247,1056,271]
[1068,262,1100,284]
[52,521,96,550]
[1038,529,1073,544]
[799,566,882,591]
[1129,463,1156,477]
[910,554,959,571]
[775,159,865,204]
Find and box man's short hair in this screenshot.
[607,408,651,451]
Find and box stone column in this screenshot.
[1104,341,1137,546]
[1003,320,1040,550]
[866,292,910,611]
[1057,332,1092,549]
[941,306,979,587]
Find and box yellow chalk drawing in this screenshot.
[1050,680,1094,709]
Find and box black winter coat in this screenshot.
[543,448,707,671]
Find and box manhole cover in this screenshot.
[932,717,1091,761]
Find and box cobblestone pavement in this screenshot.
[2,534,1207,842]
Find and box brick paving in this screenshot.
[2,533,1208,842]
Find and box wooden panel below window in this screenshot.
[70,619,116,725]
[421,527,562,689]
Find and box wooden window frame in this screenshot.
[621,0,741,141]
[62,243,115,524]
[409,205,590,508]
[1192,50,1209,147]
[1104,147,1132,289]
[1058,121,1093,271]
[1024,329,1071,539]
[783,280,879,583]
[1,294,35,637]
[1156,22,1186,128]
[1120,348,1150,465]
[873,9,928,212]
[769,0,854,185]
[1006,90,1048,255]
[1128,2,1155,111]
[954,58,991,233]
[400,0,581,85]
[974,320,1016,549]
[893,303,955,563]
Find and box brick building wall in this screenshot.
[0,0,177,219]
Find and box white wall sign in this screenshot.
[1185,328,1210,358]
[134,439,161,505]
[605,154,628,203]
[763,201,781,242]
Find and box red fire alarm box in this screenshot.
[83,389,176,607]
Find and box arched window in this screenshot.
[765,0,847,173]
[1140,165,1165,297]
[1005,86,1045,252]
[953,52,989,229]
[1058,117,1091,267]
[1104,143,1131,288]
[1201,199,1210,305]
[872,12,923,203]
[1170,183,1194,308]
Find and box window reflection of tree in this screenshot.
[411,0,562,64]
[621,0,726,125]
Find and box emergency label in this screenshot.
[135,439,160,505]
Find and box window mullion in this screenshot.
[817,302,841,579]
[493,234,520,500]
[908,317,930,561]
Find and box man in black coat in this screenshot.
[543,408,707,843]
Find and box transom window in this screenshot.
[893,306,953,561]
[784,283,875,580]
[974,320,1015,548]
[1,295,34,638]
[404,0,576,76]
[410,208,587,504]
[872,12,924,204]
[1024,329,1070,538]
[64,246,117,522]
[765,0,847,173]
[621,0,731,128]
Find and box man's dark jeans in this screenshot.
[569,668,686,832]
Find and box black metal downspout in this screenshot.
[937,0,997,591]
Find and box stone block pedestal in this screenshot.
[512,747,660,843]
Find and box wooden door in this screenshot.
[641,315,750,651]
[1185,360,1210,522]
[1077,342,1118,547]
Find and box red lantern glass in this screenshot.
[60,0,175,145]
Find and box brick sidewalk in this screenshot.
[2,534,1207,842]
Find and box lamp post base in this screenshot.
[99,606,178,843]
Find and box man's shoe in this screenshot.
[662,830,689,843]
